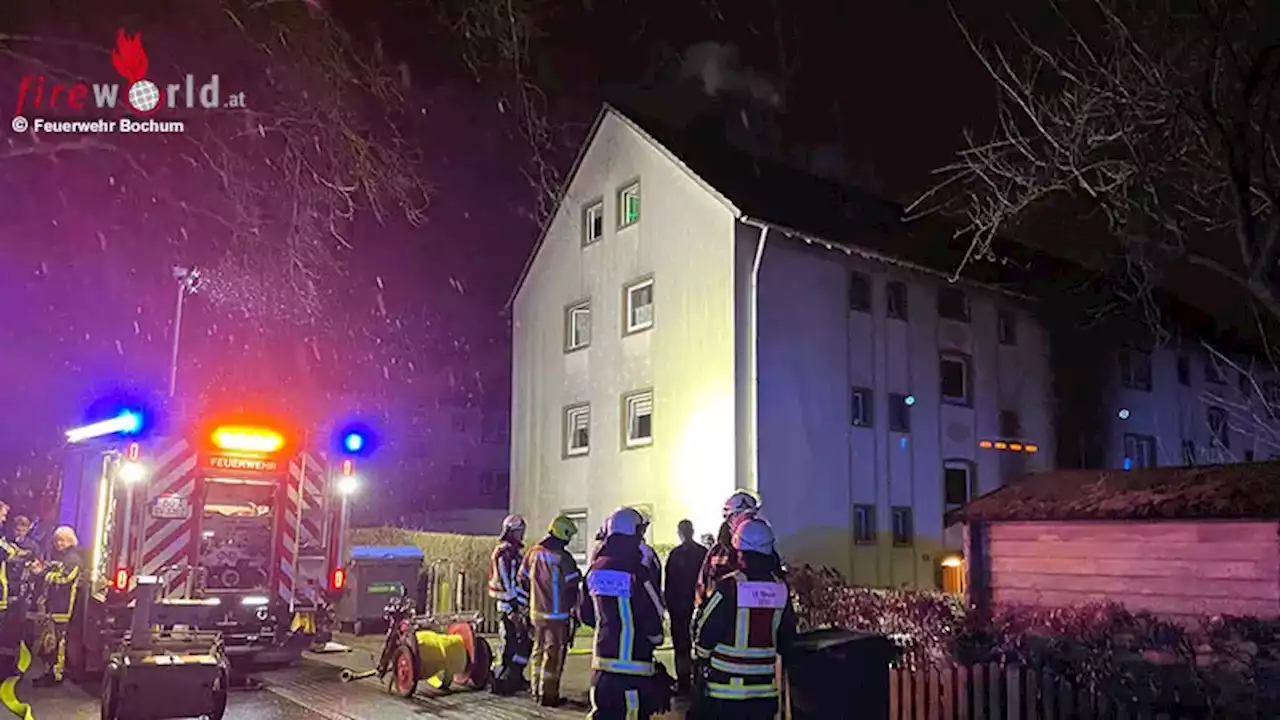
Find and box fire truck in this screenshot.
[53,418,358,676]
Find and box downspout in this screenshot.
[743,218,771,494]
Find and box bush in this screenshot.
[788,566,1280,717]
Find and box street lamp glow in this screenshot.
[66,411,143,443]
[118,461,146,484]
[337,474,359,496]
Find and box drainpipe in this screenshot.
[742,218,771,494]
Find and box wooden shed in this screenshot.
[948,462,1280,621]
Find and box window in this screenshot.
[562,510,589,561]
[848,272,871,312]
[618,182,640,228]
[478,470,506,497]
[1118,348,1153,391]
[997,310,1017,345]
[886,281,908,321]
[943,460,975,510]
[940,353,971,405]
[565,300,591,352]
[890,507,913,547]
[624,278,654,334]
[623,390,653,448]
[853,505,876,545]
[1206,358,1225,384]
[850,387,873,427]
[583,201,604,246]
[1123,433,1156,469]
[1245,450,1255,462]
[1207,406,1229,448]
[1176,355,1191,386]
[888,393,911,433]
[1182,440,1196,466]
[564,404,590,457]
[937,287,970,322]
[999,410,1021,438]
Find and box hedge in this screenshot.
[790,566,1280,717]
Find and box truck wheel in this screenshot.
[100,674,120,720]
[389,646,418,698]
[208,669,229,720]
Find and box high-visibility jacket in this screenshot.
[578,537,664,677]
[487,540,528,613]
[0,536,20,611]
[693,562,797,702]
[42,546,83,623]
[518,535,581,621]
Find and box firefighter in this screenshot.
[694,491,761,609]
[1,516,38,654]
[579,507,671,719]
[31,526,82,687]
[635,511,663,598]
[663,519,706,695]
[691,518,796,719]
[518,515,582,707]
[487,513,531,695]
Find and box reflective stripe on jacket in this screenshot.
[578,538,664,677]
[693,566,797,702]
[488,540,528,613]
[693,542,736,609]
[518,535,581,621]
[43,546,83,623]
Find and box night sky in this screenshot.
[0,0,1030,507]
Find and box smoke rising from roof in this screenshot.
[680,42,783,109]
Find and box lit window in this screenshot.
[853,504,876,545]
[1118,348,1153,391]
[937,287,969,322]
[565,300,591,351]
[618,182,640,228]
[562,510,588,561]
[623,390,653,448]
[891,507,913,547]
[583,201,604,246]
[848,272,871,312]
[940,353,971,405]
[624,278,654,334]
[1123,433,1156,469]
[943,460,974,510]
[850,387,873,427]
[889,393,911,433]
[886,282,908,321]
[997,310,1017,345]
[564,404,590,457]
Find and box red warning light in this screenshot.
[330,567,347,591]
[113,567,131,590]
[126,443,140,461]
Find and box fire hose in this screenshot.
[0,641,34,720]
[340,622,491,694]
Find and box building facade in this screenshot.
[509,105,1055,588]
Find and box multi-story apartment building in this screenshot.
[508,104,1055,588]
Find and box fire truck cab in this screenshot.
[55,421,355,675]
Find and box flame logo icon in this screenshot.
[110,29,160,115]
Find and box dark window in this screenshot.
[1245,450,1255,462]
[937,287,970,322]
[1176,355,1191,386]
[997,310,1017,345]
[999,410,1021,438]
[1206,358,1225,384]
[1123,434,1156,469]
[891,507,913,547]
[888,393,911,433]
[848,272,871,312]
[1118,349,1153,391]
[853,505,876,544]
[1208,406,1229,448]
[940,354,971,405]
[1182,440,1196,466]
[850,387,873,427]
[886,282,908,321]
[943,462,973,509]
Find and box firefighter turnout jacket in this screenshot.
[0,537,21,611]
[693,559,797,702]
[518,534,582,621]
[578,536,665,677]
[488,539,529,613]
[42,546,83,623]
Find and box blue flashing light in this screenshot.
[1123,457,1133,471]
[334,421,377,457]
[904,395,916,406]
[343,432,365,453]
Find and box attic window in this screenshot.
[937,287,969,322]
[848,272,871,312]
[618,182,640,228]
[583,201,604,246]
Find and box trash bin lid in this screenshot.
[792,627,893,653]
[349,545,425,562]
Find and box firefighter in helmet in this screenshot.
[518,515,582,707]
[488,513,531,694]
[579,507,671,719]
[691,517,796,719]
[31,526,82,686]
[694,491,761,609]
[634,510,663,598]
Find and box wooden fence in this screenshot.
[890,663,1188,720]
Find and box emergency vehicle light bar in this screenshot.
[211,425,285,454]
[66,411,143,443]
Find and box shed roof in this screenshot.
[948,462,1280,524]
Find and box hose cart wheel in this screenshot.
[446,622,493,690]
[390,644,419,698]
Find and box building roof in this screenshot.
[948,462,1280,524]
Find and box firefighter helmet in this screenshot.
[732,518,775,555]
[604,507,644,537]
[723,491,760,520]
[501,514,526,535]
[549,515,579,542]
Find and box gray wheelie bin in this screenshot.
[784,628,899,719]
[335,545,425,634]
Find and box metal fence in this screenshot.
[419,560,499,635]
